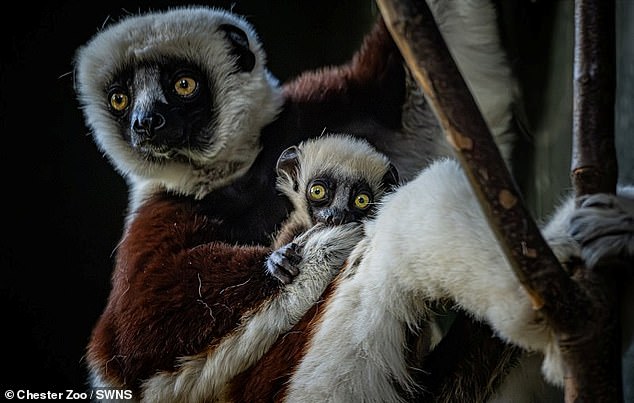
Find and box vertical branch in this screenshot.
[565,0,622,401]
[572,0,617,197]
[376,0,622,401]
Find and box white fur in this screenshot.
[286,230,431,402]
[74,7,283,211]
[140,223,363,402]
[288,157,634,401]
[288,160,524,402]
[288,159,509,402]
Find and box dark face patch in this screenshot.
[106,58,217,163]
[305,176,375,226]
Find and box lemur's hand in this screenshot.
[266,242,303,284]
[569,191,634,269]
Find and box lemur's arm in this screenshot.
[266,222,314,285]
[271,209,313,249]
[267,212,313,285]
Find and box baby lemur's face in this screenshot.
[305,174,375,225]
[275,134,399,227]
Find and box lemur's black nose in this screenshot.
[132,112,166,137]
[323,209,352,226]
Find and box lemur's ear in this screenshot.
[276,146,301,191]
[382,163,400,191]
[276,145,301,177]
[218,24,256,72]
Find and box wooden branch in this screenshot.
[374,0,570,310]
[572,0,618,197]
[565,0,622,401]
[376,0,621,401]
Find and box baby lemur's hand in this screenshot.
[266,242,303,284]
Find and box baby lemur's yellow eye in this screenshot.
[109,92,129,112]
[354,193,372,210]
[174,76,198,97]
[309,184,327,201]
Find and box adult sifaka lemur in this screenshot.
[70,2,619,401]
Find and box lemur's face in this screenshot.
[305,174,375,225]
[275,135,400,226]
[74,7,283,197]
[81,21,259,167]
[105,59,218,164]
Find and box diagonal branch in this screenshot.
[375,0,569,318]
[376,0,622,401]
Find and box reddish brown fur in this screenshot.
[226,276,342,402]
[87,193,282,393]
[276,18,405,135]
[284,19,399,102]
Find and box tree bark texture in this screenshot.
[565,0,622,401]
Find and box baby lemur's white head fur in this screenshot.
[276,134,399,227]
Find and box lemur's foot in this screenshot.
[569,193,634,268]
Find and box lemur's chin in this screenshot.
[130,147,172,165]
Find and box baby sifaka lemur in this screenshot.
[266,134,399,284]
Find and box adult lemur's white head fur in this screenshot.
[74,7,283,206]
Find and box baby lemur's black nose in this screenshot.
[322,208,354,226]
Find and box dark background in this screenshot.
[2,0,631,394]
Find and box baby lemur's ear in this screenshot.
[276,145,302,191]
[382,163,400,191]
[276,145,301,177]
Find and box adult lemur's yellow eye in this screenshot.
[309,184,327,201]
[354,192,372,210]
[109,92,129,111]
[174,76,198,97]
